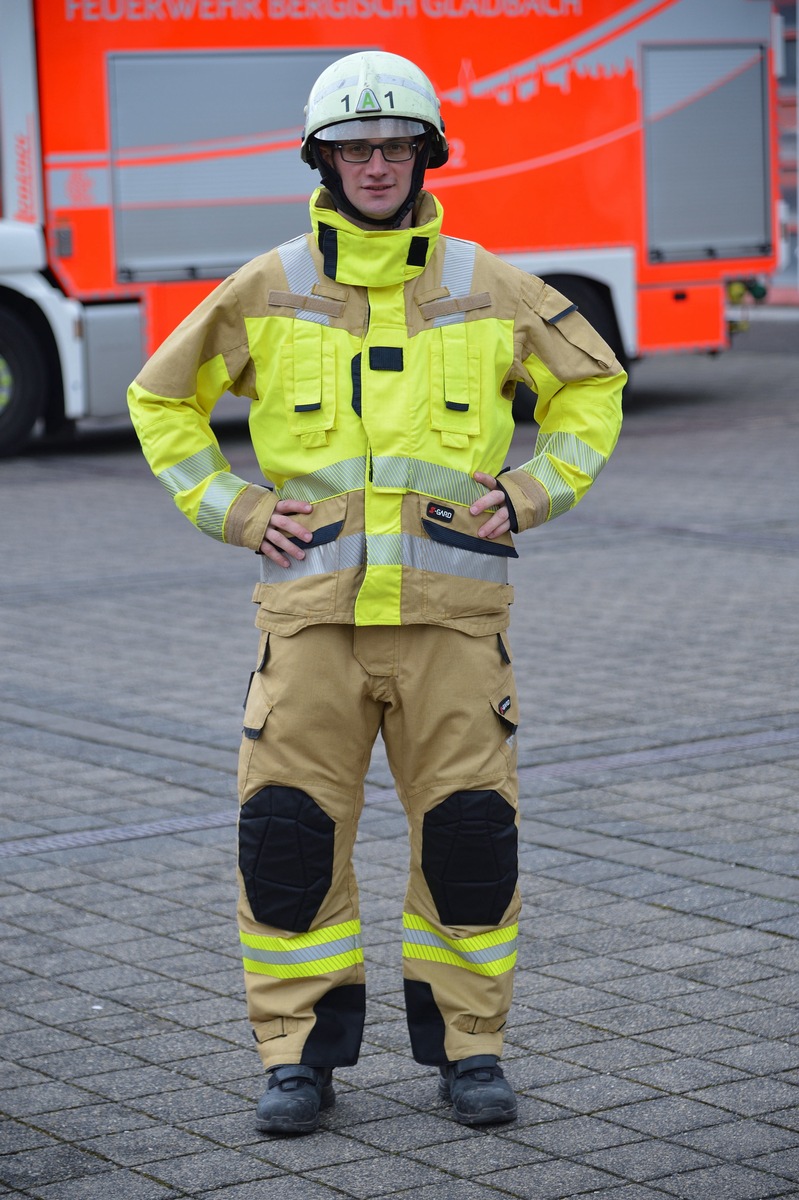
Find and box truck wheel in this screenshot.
[0,309,47,457]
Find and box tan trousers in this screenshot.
[237,623,520,1070]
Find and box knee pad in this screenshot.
[422,789,517,926]
[239,786,334,931]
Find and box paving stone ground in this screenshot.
[1,319,799,1198]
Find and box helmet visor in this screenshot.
[314,117,426,142]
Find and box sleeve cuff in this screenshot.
[496,469,551,532]
[224,484,278,551]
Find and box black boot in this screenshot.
[439,1055,517,1126]
[256,1064,335,1135]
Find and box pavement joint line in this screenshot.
[0,700,233,772]
[558,519,799,553]
[0,810,234,857]
[519,725,799,779]
[2,724,798,860]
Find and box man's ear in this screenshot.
[316,143,334,169]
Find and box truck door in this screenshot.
[108,49,350,285]
[643,42,773,264]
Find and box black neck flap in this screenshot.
[317,224,339,280]
[407,237,429,268]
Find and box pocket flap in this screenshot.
[490,681,518,733]
[534,283,615,372]
[242,674,273,740]
[288,520,344,549]
[422,518,518,559]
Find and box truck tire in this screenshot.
[512,275,627,422]
[0,309,47,457]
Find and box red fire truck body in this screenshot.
[0,0,781,453]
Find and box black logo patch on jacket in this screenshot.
[498,695,512,716]
[426,501,455,524]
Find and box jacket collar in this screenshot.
[310,188,442,287]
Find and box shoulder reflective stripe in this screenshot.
[197,473,249,541]
[277,457,367,502]
[259,532,365,583]
[522,432,608,519]
[157,444,228,498]
[278,236,318,297]
[277,236,329,325]
[372,456,484,506]
[240,919,363,979]
[402,913,517,977]
[435,237,477,327]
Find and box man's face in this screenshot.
[320,139,421,228]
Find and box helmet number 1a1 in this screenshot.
[340,88,395,113]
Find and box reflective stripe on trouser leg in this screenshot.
[379,625,521,1066]
[237,625,383,1069]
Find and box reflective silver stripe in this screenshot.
[403,928,517,965]
[435,237,477,327]
[536,432,607,480]
[259,529,508,585]
[372,456,484,506]
[526,457,575,519]
[277,457,367,503]
[523,432,608,520]
[242,933,362,966]
[197,473,248,541]
[367,533,403,567]
[277,236,329,325]
[401,533,509,584]
[278,456,483,507]
[157,444,228,497]
[369,533,508,584]
[259,532,365,583]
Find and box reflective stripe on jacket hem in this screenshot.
[259,531,509,586]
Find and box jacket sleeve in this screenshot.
[499,280,625,532]
[127,273,277,551]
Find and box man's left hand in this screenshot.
[471,471,511,539]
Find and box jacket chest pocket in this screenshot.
[429,325,481,448]
[281,322,337,448]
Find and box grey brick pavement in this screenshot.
[1,321,799,1197]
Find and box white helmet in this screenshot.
[301,51,448,170]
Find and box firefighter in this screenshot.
[128,51,624,1135]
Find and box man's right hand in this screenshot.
[259,499,314,568]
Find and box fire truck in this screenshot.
[0,0,781,455]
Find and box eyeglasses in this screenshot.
[332,140,420,163]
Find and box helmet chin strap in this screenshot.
[317,140,431,230]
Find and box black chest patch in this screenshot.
[425,501,455,524]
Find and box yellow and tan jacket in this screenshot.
[128,189,624,635]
